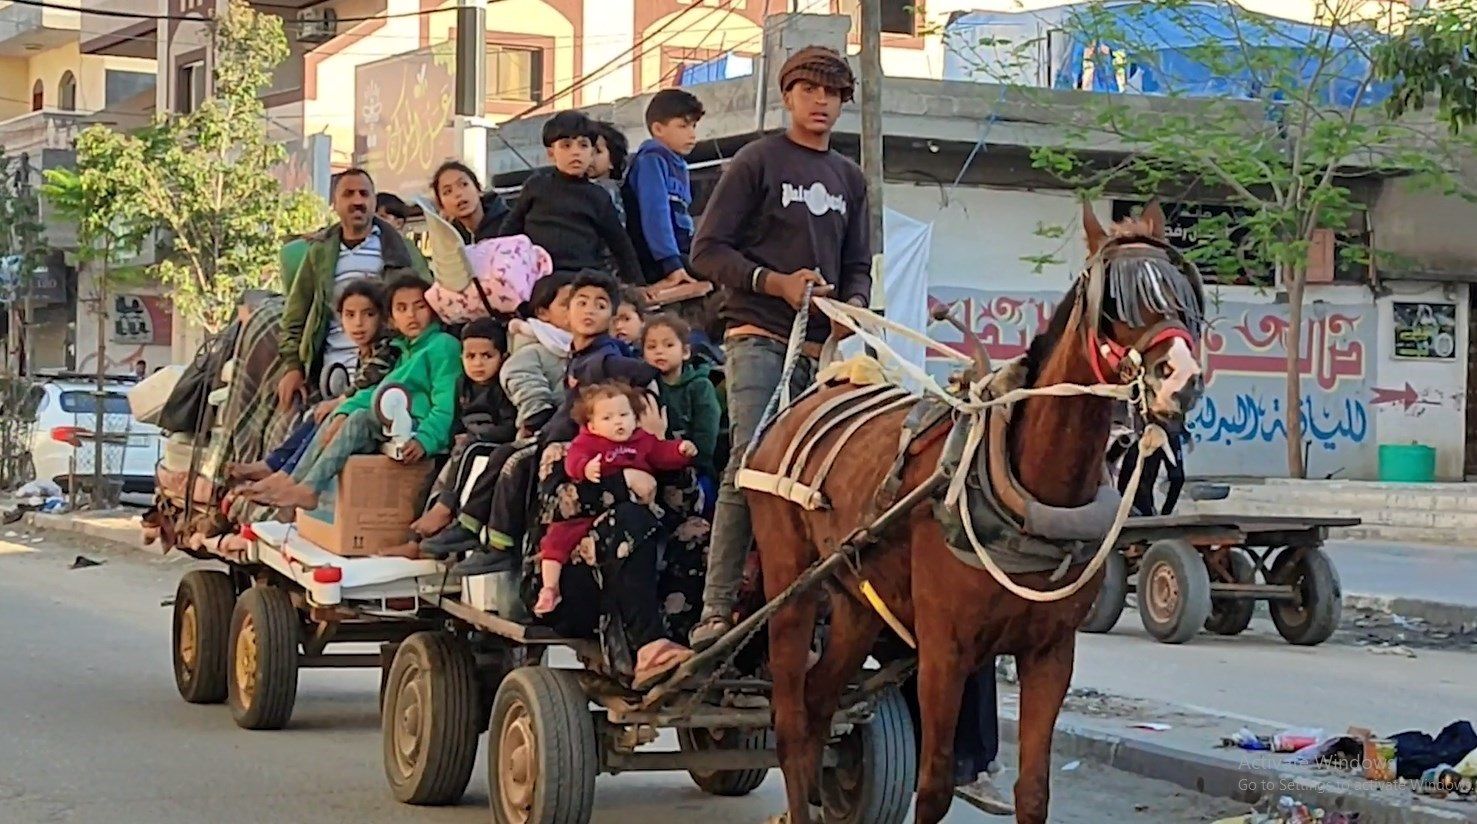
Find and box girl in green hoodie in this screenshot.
[249,275,462,513]
[641,314,721,500]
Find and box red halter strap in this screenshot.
[1087,323,1197,385]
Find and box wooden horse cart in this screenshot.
[1081,513,1360,645]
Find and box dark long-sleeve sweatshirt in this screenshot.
[691,134,872,344]
[501,168,644,284]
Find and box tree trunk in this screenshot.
[1283,263,1307,479]
[93,254,110,510]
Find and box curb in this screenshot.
[1345,593,1477,631]
[1000,715,1471,824]
[24,511,145,550]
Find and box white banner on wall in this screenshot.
[840,207,934,387]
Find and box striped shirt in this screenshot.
[320,226,385,398]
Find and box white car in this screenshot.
[23,372,164,499]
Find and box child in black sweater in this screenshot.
[411,318,519,540]
[501,111,644,285]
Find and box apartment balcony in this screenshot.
[80,0,157,59]
[0,0,79,57]
[0,108,85,158]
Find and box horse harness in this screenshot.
[735,235,1206,646]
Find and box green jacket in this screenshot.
[659,361,722,477]
[279,218,430,374]
[279,237,309,294]
[338,322,462,456]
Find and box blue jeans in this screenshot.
[266,418,317,474]
[700,335,817,620]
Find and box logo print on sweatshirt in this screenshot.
[782,182,847,217]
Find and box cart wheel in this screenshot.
[488,667,597,824]
[1080,550,1128,634]
[1269,547,1342,646]
[1136,539,1212,644]
[227,586,300,730]
[678,727,770,796]
[818,685,917,824]
[383,632,480,806]
[172,570,236,704]
[1203,550,1256,636]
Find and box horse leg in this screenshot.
[767,591,821,824]
[912,633,969,824]
[1012,633,1076,824]
[805,591,883,766]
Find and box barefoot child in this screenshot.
[641,313,720,512]
[230,280,399,486]
[248,275,461,514]
[535,382,695,616]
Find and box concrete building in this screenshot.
[489,11,1477,482]
[0,0,158,372]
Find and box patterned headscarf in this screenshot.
[778,45,855,103]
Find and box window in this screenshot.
[177,61,205,114]
[486,45,543,103]
[841,0,918,37]
[59,392,132,416]
[30,79,42,111]
[105,70,157,108]
[57,72,77,111]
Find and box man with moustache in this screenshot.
[276,168,430,409]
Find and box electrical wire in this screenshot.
[0,0,510,25]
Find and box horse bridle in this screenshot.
[1075,239,1204,398]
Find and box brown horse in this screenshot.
[745,202,1205,824]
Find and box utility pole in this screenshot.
[93,253,108,509]
[859,0,885,261]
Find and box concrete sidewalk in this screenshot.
[23,509,146,550]
[1000,690,1474,824]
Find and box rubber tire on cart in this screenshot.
[1204,550,1256,636]
[1080,550,1128,634]
[678,728,770,796]
[1268,547,1342,646]
[818,685,918,824]
[172,569,236,704]
[488,666,598,824]
[227,586,300,730]
[1136,539,1212,644]
[383,632,481,806]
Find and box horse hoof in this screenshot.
[762,814,789,824]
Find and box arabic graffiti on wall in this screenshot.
[926,287,1375,476]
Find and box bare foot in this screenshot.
[410,502,453,537]
[252,482,318,509]
[226,461,271,483]
[533,585,561,616]
[241,471,293,498]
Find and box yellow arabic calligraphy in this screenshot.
[383,62,453,179]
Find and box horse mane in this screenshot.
[1022,221,1202,387]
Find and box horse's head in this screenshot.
[1078,200,1206,430]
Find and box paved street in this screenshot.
[0,530,1247,824]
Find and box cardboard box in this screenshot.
[296,455,432,556]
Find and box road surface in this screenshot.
[0,530,1247,824]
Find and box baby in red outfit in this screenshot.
[536,382,695,616]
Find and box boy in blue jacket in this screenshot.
[623,89,705,291]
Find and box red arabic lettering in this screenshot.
[1202,311,1365,391]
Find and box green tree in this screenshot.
[969,0,1473,478]
[0,148,47,488]
[1378,0,1477,133]
[65,0,324,333]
